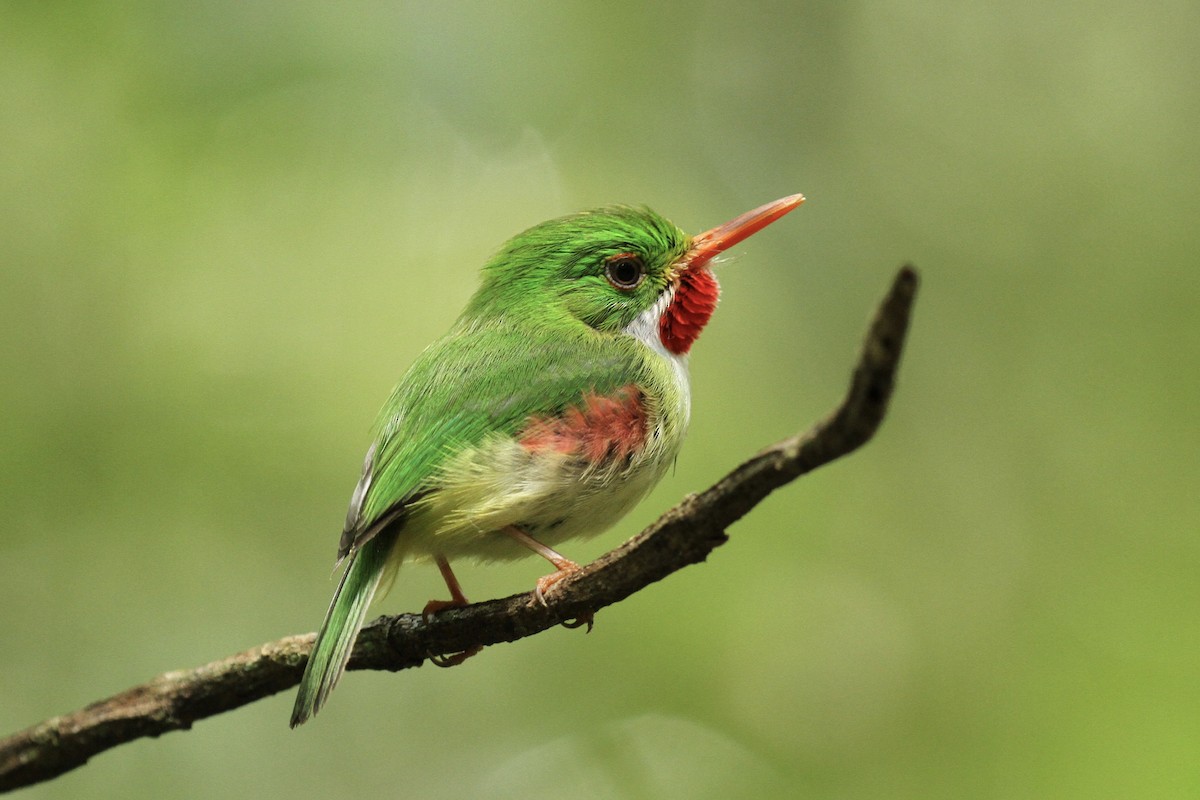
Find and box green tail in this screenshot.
[289,537,391,727]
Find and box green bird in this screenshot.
[289,193,804,726]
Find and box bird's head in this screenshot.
[467,194,804,355]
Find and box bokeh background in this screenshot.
[2,2,1197,798]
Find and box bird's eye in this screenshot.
[604,253,645,290]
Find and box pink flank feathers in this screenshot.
[519,386,648,463]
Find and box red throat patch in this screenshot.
[659,267,720,355]
[518,386,648,463]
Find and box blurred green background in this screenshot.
[2,2,1197,798]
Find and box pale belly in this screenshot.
[394,436,677,563]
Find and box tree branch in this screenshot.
[0,266,919,793]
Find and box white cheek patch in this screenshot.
[623,285,675,358]
[622,285,691,424]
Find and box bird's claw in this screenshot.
[422,596,482,666]
[422,597,466,625]
[532,562,592,631]
[561,613,595,632]
[534,560,583,606]
[427,645,483,668]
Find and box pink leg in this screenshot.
[423,556,470,613]
[423,555,482,667]
[503,526,593,631]
[502,526,583,604]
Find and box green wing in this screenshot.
[339,320,647,555]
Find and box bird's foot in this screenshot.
[561,612,595,633]
[422,597,482,667]
[533,561,594,631]
[501,528,592,630]
[421,597,468,623]
[428,644,483,668]
[534,560,583,606]
[423,556,472,625]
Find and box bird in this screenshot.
[289,193,805,726]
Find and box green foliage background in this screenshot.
[2,3,1196,798]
